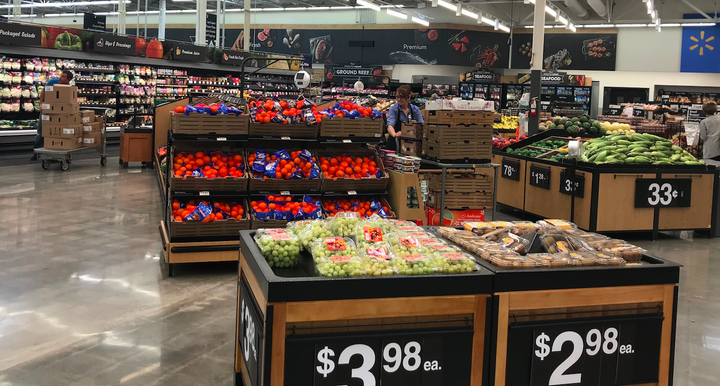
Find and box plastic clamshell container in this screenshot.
[527,253,571,268]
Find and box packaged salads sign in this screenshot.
[0,22,41,46]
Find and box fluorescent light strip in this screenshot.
[380,5,404,7]
[387,8,407,19]
[481,16,494,26]
[617,24,649,27]
[356,0,380,11]
[498,24,510,32]
[412,16,429,26]
[461,8,477,19]
[583,24,615,27]
[545,6,557,17]
[437,0,456,11]
[683,22,717,27]
[568,23,576,32]
[660,23,680,27]
[558,15,568,25]
[0,0,129,8]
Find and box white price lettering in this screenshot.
[343,139,352,143]
[348,190,357,195]
[536,327,628,385]
[382,343,402,373]
[648,183,674,206]
[503,164,515,177]
[241,299,257,362]
[216,137,227,141]
[565,179,573,192]
[338,345,376,386]
[199,191,210,196]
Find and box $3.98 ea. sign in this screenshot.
[239,278,262,386]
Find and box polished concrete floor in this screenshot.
[0,156,719,385]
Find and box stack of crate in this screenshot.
[41,85,83,150]
[425,172,494,211]
[422,110,493,162]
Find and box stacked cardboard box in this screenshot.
[421,110,493,162]
[399,122,423,156]
[81,111,104,147]
[41,85,83,150]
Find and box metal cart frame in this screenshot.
[34,107,109,171]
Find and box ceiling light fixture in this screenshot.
[356,0,380,11]
[412,16,429,26]
[545,6,557,17]
[582,24,615,27]
[498,24,510,32]
[386,8,407,19]
[456,3,461,16]
[617,24,649,27]
[0,0,129,8]
[461,8,478,19]
[437,0,456,11]
[683,22,717,26]
[559,15,568,25]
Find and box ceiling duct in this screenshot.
[562,0,590,20]
[586,0,607,17]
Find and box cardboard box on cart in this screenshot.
[43,84,78,103]
[45,137,83,150]
[83,121,103,134]
[82,132,103,147]
[42,124,83,138]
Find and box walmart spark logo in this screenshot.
[689,30,715,56]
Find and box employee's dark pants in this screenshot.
[385,136,399,151]
[33,121,43,149]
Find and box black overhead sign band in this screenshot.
[0,22,41,46]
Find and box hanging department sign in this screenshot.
[173,43,205,62]
[518,73,586,86]
[324,66,382,81]
[0,22,41,46]
[83,13,106,32]
[93,33,135,55]
[205,13,217,46]
[470,71,498,83]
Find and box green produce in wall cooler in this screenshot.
[583,132,704,165]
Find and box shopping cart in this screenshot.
[34,107,109,171]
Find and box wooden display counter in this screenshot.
[494,131,719,237]
[235,230,494,386]
[235,227,681,386]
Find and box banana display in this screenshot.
[583,132,704,165]
[494,115,519,130]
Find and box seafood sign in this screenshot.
[390,51,437,65]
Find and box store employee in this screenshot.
[32,70,73,159]
[386,85,424,151]
[700,101,720,166]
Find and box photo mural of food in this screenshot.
[511,33,617,71]
[310,35,333,64]
[387,29,443,65]
[445,29,509,68]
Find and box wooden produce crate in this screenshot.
[400,123,423,139]
[250,212,288,229]
[317,147,390,192]
[426,172,494,193]
[248,121,319,139]
[425,124,493,143]
[169,200,251,238]
[422,110,494,125]
[246,148,322,192]
[426,189,493,210]
[325,196,397,219]
[320,117,384,138]
[171,112,249,135]
[424,140,492,161]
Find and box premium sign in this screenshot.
[93,33,135,55]
[173,43,205,62]
[0,22,41,46]
[83,13,106,32]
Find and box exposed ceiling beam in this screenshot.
[680,0,714,21]
[613,0,643,21]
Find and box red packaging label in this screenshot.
[366,247,389,260]
[402,254,424,261]
[268,229,290,240]
[429,244,452,250]
[417,238,439,245]
[397,226,419,232]
[443,253,465,260]
[325,238,347,250]
[399,237,419,248]
[330,255,353,262]
[363,227,383,242]
[407,232,429,238]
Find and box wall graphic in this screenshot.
[511,33,617,71]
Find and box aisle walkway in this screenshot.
[0,158,237,386]
[0,157,718,385]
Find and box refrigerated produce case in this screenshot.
[505,84,531,109]
[459,81,503,111]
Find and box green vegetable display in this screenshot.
[54,31,82,51]
[583,132,704,165]
[506,148,546,158]
[534,140,567,150]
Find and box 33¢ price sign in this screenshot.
[635,179,692,208]
[284,328,473,386]
[506,315,664,386]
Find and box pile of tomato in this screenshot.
[318,155,382,179]
[172,151,244,179]
[171,199,245,223]
[321,197,391,218]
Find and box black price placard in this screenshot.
[559,171,584,198]
[0,21,41,46]
[172,43,206,62]
[606,104,622,116]
[529,165,551,190]
[635,179,692,208]
[502,158,521,181]
[506,314,664,386]
[205,13,217,46]
[93,33,135,55]
[633,108,645,117]
[541,101,551,112]
[285,327,473,386]
[239,275,263,386]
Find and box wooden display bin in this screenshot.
[320,117,384,138]
[171,112,249,135]
[318,148,390,192]
[493,154,526,211]
[120,131,152,164]
[248,122,319,139]
[235,230,493,386]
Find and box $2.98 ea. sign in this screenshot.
[506,315,664,386]
[635,179,692,208]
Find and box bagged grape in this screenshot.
[311,237,364,277]
[391,253,440,275]
[435,251,477,274]
[288,219,332,250]
[359,243,396,276]
[253,229,301,268]
[328,212,361,237]
[354,222,387,248]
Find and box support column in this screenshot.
[216,0,222,47]
[118,0,126,35]
[144,0,148,37]
[196,0,207,45]
[136,0,140,37]
[158,0,166,40]
[528,0,546,136]
[12,0,20,20]
[243,0,250,52]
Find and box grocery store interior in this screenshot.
[2,0,720,386]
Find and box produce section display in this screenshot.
[250,195,323,221]
[170,199,245,222]
[249,149,320,180]
[321,197,393,218]
[319,154,382,180]
[493,115,519,130]
[540,114,606,134]
[582,132,703,165]
[172,151,245,178]
[249,98,321,125]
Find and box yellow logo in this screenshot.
[690,30,715,56]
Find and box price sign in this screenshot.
[606,105,622,116]
[199,191,210,196]
[216,137,227,141]
[541,101,551,112]
[633,108,645,118]
[502,159,520,181]
[348,190,357,195]
[559,171,585,198]
[239,277,263,386]
[635,179,692,208]
[506,314,664,386]
[343,139,352,143]
[529,165,551,190]
[285,328,473,386]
